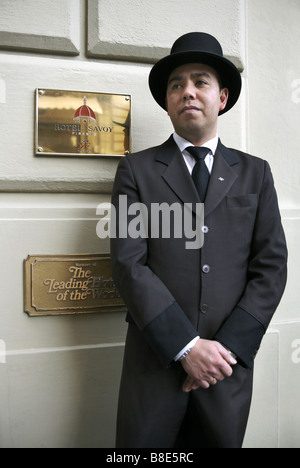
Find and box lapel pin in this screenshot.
[218,177,225,181]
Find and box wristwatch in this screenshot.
[177,347,193,361]
[221,344,237,360]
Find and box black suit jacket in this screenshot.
[111,136,287,369]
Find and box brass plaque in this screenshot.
[24,254,125,316]
[35,89,131,157]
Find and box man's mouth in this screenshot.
[180,105,201,115]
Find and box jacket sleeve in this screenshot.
[110,156,199,367]
[215,161,288,368]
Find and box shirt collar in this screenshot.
[173,132,219,156]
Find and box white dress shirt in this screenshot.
[172,132,219,361]
[173,132,219,175]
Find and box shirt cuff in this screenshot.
[174,336,200,361]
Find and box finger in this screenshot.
[218,344,237,366]
[210,377,217,385]
[210,359,233,380]
[182,375,194,392]
[217,363,233,379]
[183,376,201,392]
[183,376,209,392]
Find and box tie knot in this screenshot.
[186,146,210,161]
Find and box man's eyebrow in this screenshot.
[168,75,183,86]
[191,72,211,80]
[168,72,212,86]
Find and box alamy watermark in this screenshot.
[0,339,6,364]
[291,339,300,364]
[291,79,300,104]
[96,195,205,250]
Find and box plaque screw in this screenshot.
[38,89,45,95]
[38,147,44,152]
[125,96,130,101]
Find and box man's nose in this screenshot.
[183,82,196,100]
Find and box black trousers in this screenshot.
[116,325,254,448]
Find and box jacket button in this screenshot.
[202,264,210,274]
[200,304,209,313]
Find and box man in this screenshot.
[110,32,287,448]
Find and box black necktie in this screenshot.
[186,146,210,202]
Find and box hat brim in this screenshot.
[149,51,242,115]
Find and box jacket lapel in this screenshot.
[156,136,200,207]
[204,141,239,217]
[155,136,240,217]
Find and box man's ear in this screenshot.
[219,88,229,112]
[165,97,169,115]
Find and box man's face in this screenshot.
[165,63,229,145]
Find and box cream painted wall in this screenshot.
[244,0,300,448]
[0,0,298,448]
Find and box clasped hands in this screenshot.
[181,339,237,392]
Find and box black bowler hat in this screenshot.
[149,32,242,115]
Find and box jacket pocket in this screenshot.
[226,194,258,208]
